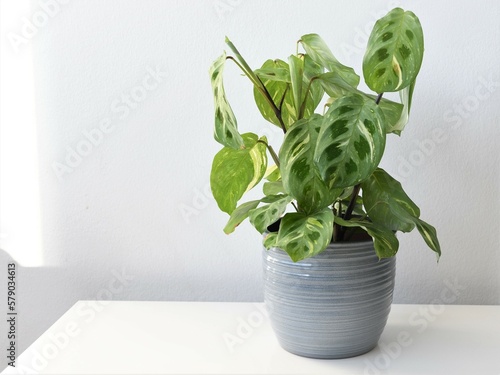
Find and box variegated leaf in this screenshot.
[391,79,416,135]
[363,8,424,93]
[249,194,293,233]
[415,218,441,257]
[277,208,334,262]
[211,133,267,214]
[315,94,386,189]
[300,34,360,88]
[263,232,278,249]
[223,200,260,234]
[209,52,244,149]
[253,59,296,128]
[280,114,339,214]
[264,164,281,182]
[334,217,399,258]
[288,55,304,118]
[301,54,324,118]
[254,66,290,82]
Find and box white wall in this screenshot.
[1,0,499,356]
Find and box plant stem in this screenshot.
[226,56,287,134]
[337,184,361,241]
[298,76,317,119]
[256,76,288,134]
[267,144,280,168]
[291,202,299,212]
[343,184,360,221]
[375,92,384,105]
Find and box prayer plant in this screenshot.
[209,8,441,262]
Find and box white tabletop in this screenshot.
[2,302,500,374]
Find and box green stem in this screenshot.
[298,76,317,119]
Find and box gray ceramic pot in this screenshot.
[262,240,396,359]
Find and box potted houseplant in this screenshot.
[209,8,441,359]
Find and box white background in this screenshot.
[1,0,499,356]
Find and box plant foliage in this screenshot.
[209,8,440,262]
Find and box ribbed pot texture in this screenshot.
[262,240,396,359]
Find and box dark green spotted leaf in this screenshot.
[211,133,267,214]
[249,194,293,233]
[277,208,334,262]
[334,217,399,258]
[223,200,260,234]
[300,34,360,88]
[280,114,339,214]
[363,8,424,93]
[209,52,244,149]
[315,94,386,189]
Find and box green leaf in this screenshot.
[264,164,281,182]
[249,194,293,233]
[280,114,339,214]
[211,133,267,214]
[316,71,358,98]
[315,93,386,189]
[254,66,290,82]
[361,168,440,258]
[391,79,416,135]
[361,168,419,232]
[263,180,285,196]
[300,33,360,88]
[253,59,296,128]
[263,232,278,249]
[288,55,304,119]
[334,217,399,258]
[223,200,260,234]
[415,218,441,257]
[363,8,424,93]
[365,95,404,134]
[209,52,244,149]
[300,55,324,119]
[277,208,334,262]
